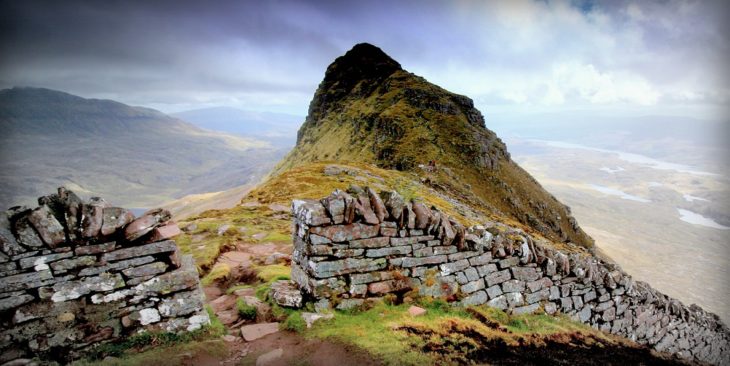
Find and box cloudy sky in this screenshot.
[1,0,728,119]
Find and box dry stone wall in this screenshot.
[0,188,209,363]
[291,188,730,365]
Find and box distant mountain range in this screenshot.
[172,107,303,147]
[0,87,285,209]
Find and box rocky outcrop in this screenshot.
[0,188,209,363]
[291,189,730,365]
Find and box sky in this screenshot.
[0,0,728,120]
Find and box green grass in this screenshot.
[300,299,618,366]
[200,262,231,286]
[256,264,291,283]
[236,298,258,320]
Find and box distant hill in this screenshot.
[274,43,593,248]
[0,87,285,208]
[173,107,303,147]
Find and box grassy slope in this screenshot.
[276,67,594,249]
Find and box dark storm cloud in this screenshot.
[0,0,727,114]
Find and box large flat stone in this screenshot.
[348,236,390,249]
[18,251,73,269]
[309,223,380,243]
[309,257,386,278]
[241,322,280,341]
[401,255,448,267]
[101,240,177,262]
[79,255,155,276]
[51,273,125,302]
[122,261,168,278]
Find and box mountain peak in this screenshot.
[325,43,401,82]
[280,44,595,248]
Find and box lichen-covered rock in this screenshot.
[271,280,303,308]
[309,223,379,242]
[292,199,331,226]
[380,191,405,225]
[100,207,135,236]
[158,290,205,317]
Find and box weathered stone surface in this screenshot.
[27,205,66,247]
[75,241,116,255]
[49,255,96,272]
[58,188,83,242]
[271,280,303,308]
[390,235,434,246]
[511,266,540,281]
[81,198,109,238]
[366,245,411,258]
[18,252,73,269]
[525,288,550,304]
[462,290,488,306]
[0,293,34,311]
[487,294,508,309]
[100,207,135,236]
[321,191,346,224]
[122,261,168,278]
[349,236,390,248]
[124,208,172,242]
[13,215,44,249]
[51,273,125,302]
[401,255,447,268]
[498,257,519,269]
[309,223,379,242]
[411,202,431,229]
[485,269,512,287]
[486,284,503,299]
[367,187,388,222]
[440,259,470,276]
[158,290,205,317]
[132,255,199,296]
[355,195,379,225]
[380,191,406,226]
[79,255,155,276]
[309,258,386,278]
[433,245,457,255]
[368,278,412,294]
[513,303,540,315]
[462,279,485,294]
[302,312,334,328]
[241,323,280,341]
[502,280,526,293]
[1,212,26,256]
[146,223,181,242]
[101,240,177,262]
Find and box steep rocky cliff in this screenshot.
[276,43,593,248]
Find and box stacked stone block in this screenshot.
[291,188,730,365]
[0,188,209,363]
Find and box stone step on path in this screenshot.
[240,322,280,342]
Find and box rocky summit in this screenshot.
[277,43,593,248]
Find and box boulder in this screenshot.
[380,191,405,225]
[301,312,334,328]
[407,305,427,316]
[355,195,379,224]
[411,201,431,229]
[270,280,303,308]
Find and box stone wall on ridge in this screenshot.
[0,187,209,363]
[290,188,730,365]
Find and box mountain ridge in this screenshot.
[0,87,283,208]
